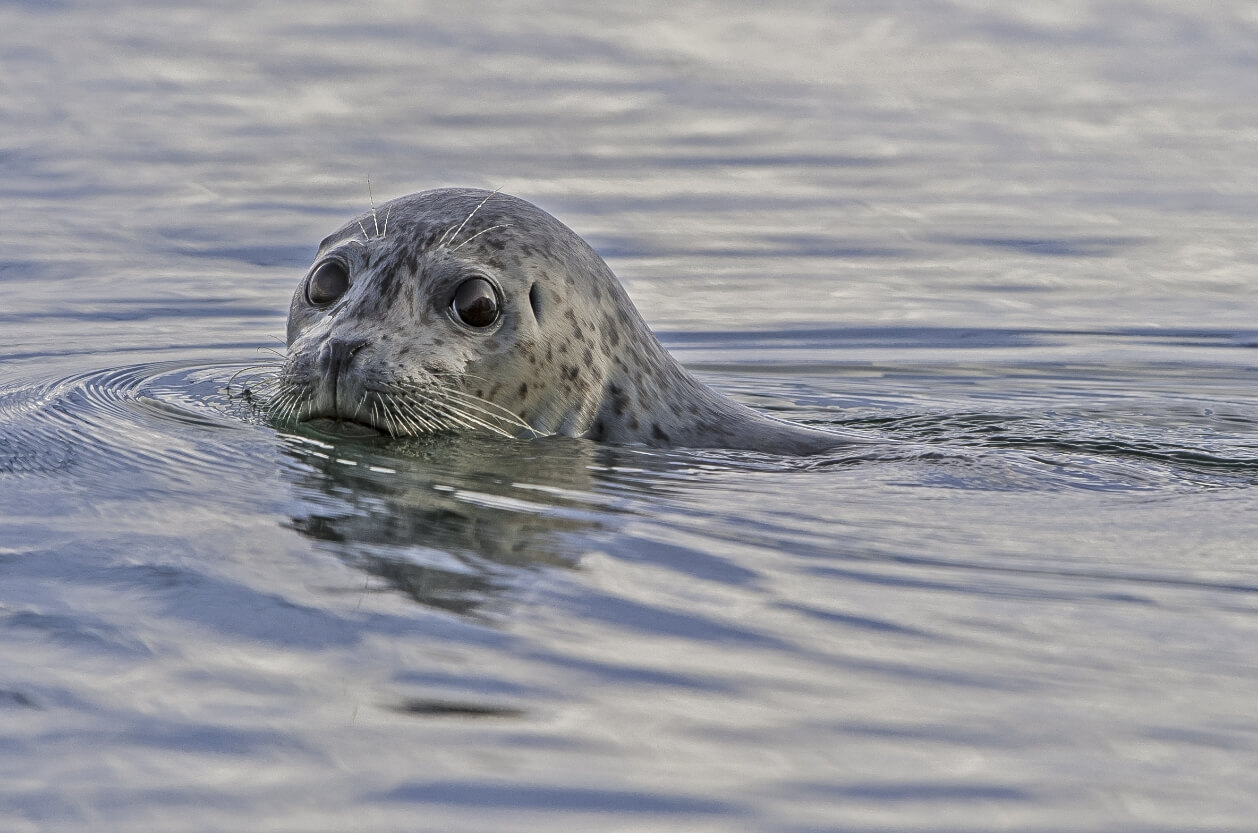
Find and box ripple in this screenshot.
[832,409,1258,490]
[0,361,273,481]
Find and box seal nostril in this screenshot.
[321,338,369,376]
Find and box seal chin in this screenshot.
[300,416,384,438]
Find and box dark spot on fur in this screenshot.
[652,423,670,443]
[628,416,639,431]
[518,382,528,398]
[590,420,607,441]
[376,268,402,309]
[608,383,628,417]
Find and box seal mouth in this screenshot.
[270,375,538,441]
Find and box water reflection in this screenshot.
[278,430,618,615]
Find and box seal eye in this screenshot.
[306,260,349,307]
[451,277,500,328]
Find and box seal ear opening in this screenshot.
[528,282,542,321]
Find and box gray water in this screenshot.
[3,2,1258,830]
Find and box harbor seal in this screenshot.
[276,188,858,455]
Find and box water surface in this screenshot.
[2,2,1258,831]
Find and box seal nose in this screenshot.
[320,337,368,376]
[318,337,369,409]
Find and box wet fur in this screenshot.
[275,188,855,454]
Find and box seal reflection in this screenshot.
[277,430,619,615]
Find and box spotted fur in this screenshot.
[279,188,858,454]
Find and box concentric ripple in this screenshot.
[0,361,276,482]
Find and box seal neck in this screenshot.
[588,333,844,453]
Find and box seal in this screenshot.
[275,188,860,455]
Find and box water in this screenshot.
[3,1,1258,830]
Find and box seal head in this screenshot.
[278,188,854,454]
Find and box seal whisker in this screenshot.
[386,379,523,433]
[390,403,418,436]
[387,389,456,433]
[433,404,502,436]
[396,396,444,434]
[280,388,304,423]
[383,392,421,437]
[391,386,487,435]
[451,224,512,252]
[409,408,434,436]
[404,402,436,436]
[380,376,536,437]
[441,389,539,436]
[439,187,502,248]
[372,399,399,435]
[229,360,282,374]
[266,386,295,423]
[281,385,307,420]
[377,395,402,437]
[238,379,280,400]
[373,386,443,434]
[367,177,381,238]
[423,394,516,438]
[420,399,454,433]
[389,402,410,438]
[227,363,282,392]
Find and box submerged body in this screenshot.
[278,188,857,454]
